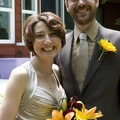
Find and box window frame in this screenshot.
[0,0,15,44]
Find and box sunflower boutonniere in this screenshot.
[97,39,117,61]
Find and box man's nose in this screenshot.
[78,0,85,6]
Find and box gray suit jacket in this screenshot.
[56,24,120,120]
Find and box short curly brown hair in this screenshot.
[23,12,66,53]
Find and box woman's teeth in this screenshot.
[43,47,54,51]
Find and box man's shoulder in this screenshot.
[99,24,120,34]
[65,30,74,42]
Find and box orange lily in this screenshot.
[46,110,74,120]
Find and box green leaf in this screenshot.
[115,18,120,26]
[101,0,108,4]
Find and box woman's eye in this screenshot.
[35,34,44,38]
[50,32,57,37]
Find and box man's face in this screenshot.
[65,0,99,25]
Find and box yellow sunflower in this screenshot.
[98,39,117,52]
[98,39,117,61]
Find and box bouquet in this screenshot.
[47,96,103,120]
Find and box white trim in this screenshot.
[16,42,25,46]
[39,0,41,13]
[60,0,65,23]
[56,0,59,15]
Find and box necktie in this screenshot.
[75,32,88,90]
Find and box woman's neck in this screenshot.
[31,56,53,75]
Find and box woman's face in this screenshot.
[65,0,99,25]
[33,21,62,60]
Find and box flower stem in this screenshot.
[98,51,104,62]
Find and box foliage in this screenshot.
[100,0,108,4]
[101,0,120,26]
[115,18,120,26]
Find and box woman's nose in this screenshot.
[44,35,52,45]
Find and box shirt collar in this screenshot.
[74,25,81,43]
[86,21,99,42]
[74,21,99,43]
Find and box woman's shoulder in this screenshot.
[5,64,29,102]
[11,61,31,75]
[9,65,29,87]
[11,65,27,76]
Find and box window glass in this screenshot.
[0,0,12,8]
[22,13,32,24]
[0,11,9,39]
[22,0,35,10]
[41,0,56,13]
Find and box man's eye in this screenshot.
[69,0,78,2]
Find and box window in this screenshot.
[22,0,37,24]
[40,0,65,25]
[17,0,37,46]
[40,0,64,19]
[0,0,15,44]
[41,0,56,13]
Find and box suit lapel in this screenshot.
[62,32,80,95]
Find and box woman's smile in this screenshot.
[42,46,56,52]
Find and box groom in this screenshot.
[55,0,120,120]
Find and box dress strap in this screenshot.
[52,64,60,88]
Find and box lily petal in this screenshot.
[65,112,75,120]
[46,110,64,120]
